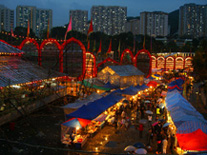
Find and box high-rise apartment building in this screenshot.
[16,6,52,37]
[179,3,207,38]
[91,6,127,35]
[69,10,88,34]
[0,5,14,32]
[140,11,168,37]
[125,18,140,35]
[16,6,36,34]
[36,9,52,37]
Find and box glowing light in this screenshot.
[76,127,80,130]
[11,85,20,89]
[105,137,108,141]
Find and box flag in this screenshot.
[11,26,14,37]
[87,19,93,39]
[87,40,90,51]
[143,36,145,49]
[27,20,30,38]
[93,40,96,53]
[47,19,50,39]
[106,39,112,54]
[64,16,72,40]
[97,40,102,55]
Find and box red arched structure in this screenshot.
[85,51,97,78]
[97,57,119,70]
[18,38,40,64]
[18,38,39,50]
[184,56,193,68]
[151,55,157,70]
[61,37,86,79]
[120,49,134,65]
[175,56,184,70]
[166,56,175,70]
[39,38,62,68]
[156,56,165,69]
[134,49,151,78]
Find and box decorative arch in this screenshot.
[19,38,39,50]
[185,56,193,71]
[156,56,165,70]
[151,55,157,70]
[85,52,97,78]
[175,56,184,70]
[97,57,119,72]
[18,38,40,65]
[61,37,86,79]
[39,38,62,71]
[120,49,134,65]
[134,49,151,78]
[166,56,175,70]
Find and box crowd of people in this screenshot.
[107,85,177,154]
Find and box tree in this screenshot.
[192,39,207,81]
[14,26,36,38]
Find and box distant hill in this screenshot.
[168,9,179,35]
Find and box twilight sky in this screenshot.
[1,0,206,27]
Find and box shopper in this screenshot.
[138,123,144,138]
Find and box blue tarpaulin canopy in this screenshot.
[66,92,123,120]
[166,82,207,135]
[135,84,149,90]
[62,92,102,109]
[168,78,184,87]
[120,86,139,95]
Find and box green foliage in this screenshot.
[192,39,207,80]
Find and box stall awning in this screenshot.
[120,86,139,95]
[176,129,207,151]
[166,80,207,151]
[62,118,91,128]
[168,78,184,87]
[66,92,123,120]
[78,80,111,91]
[135,84,149,90]
[62,92,102,109]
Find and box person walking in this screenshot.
[148,114,152,127]
[162,136,168,154]
[138,123,144,138]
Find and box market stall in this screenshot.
[61,118,91,148]
[164,80,207,154]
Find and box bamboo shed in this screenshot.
[97,65,144,88]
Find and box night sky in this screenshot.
[1,0,206,26]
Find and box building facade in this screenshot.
[16,6,52,37]
[179,3,207,38]
[36,9,52,37]
[0,5,14,32]
[125,18,140,35]
[91,6,127,35]
[140,11,168,37]
[69,10,88,34]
